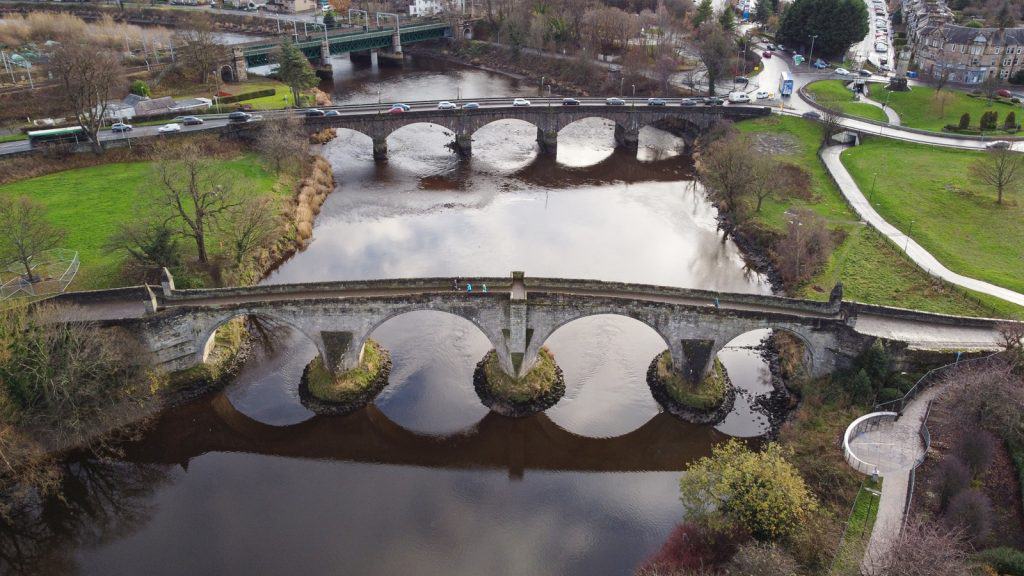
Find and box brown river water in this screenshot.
[1,53,784,576]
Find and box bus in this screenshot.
[778,72,794,97]
[26,126,85,149]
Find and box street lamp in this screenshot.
[807,34,818,68]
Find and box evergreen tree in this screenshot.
[776,0,868,57]
[753,0,773,23]
[323,11,336,29]
[718,7,736,30]
[276,39,319,107]
[693,0,714,27]
[959,112,971,129]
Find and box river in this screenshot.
[1,54,783,576]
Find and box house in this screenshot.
[133,96,178,117]
[408,0,463,16]
[265,0,317,12]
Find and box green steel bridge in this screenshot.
[237,22,452,67]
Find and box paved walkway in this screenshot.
[820,145,1024,308]
[847,385,939,574]
[859,93,901,125]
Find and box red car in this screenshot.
[762,50,772,58]
[997,89,1012,98]
[388,106,406,114]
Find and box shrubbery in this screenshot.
[977,547,1024,575]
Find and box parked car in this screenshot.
[111,122,133,133]
[835,67,851,76]
[437,101,456,110]
[734,75,749,84]
[324,110,341,117]
[802,111,822,120]
[679,98,698,106]
[158,123,182,134]
[875,42,888,52]
[390,103,411,111]
[462,102,480,109]
[997,89,1012,98]
[858,69,872,77]
[987,140,1012,149]
[173,115,204,125]
[754,89,770,99]
[813,58,829,69]
[762,50,772,58]
[727,91,751,103]
[561,97,581,106]
[647,97,667,106]
[765,43,776,50]
[606,97,626,105]
[512,98,531,107]
[304,108,326,116]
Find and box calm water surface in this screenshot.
[7,56,787,576]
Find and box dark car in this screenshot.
[324,110,342,117]
[766,43,776,50]
[304,108,326,117]
[734,75,749,84]
[704,97,725,105]
[802,111,822,120]
[173,115,204,126]
[462,102,480,109]
[562,97,581,106]
[228,111,252,123]
[679,98,698,107]
[858,69,872,77]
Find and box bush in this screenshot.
[847,368,874,405]
[976,547,1024,576]
[981,110,999,130]
[130,79,151,97]
[725,543,799,575]
[959,112,971,130]
[217,88,276,104]
[937,456,971,511]
[954,430,996,478]
[876,387,902,403]
[1005,111,1018,130]
[638,522,746,573]
[1012,70,1024,85]
[944,489,993,545]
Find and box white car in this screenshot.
[835,67,850,76]
[875,42,888,52]
[437,101,456,110]
[727,91,751,103]
[512,98,531,107]
[158,123,182,134]
[754,89,771,99]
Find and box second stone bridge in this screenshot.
[72,271,1011,387]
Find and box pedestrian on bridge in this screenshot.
[467,283,473,292]
[453,278,459,291]
[482,284,488,293]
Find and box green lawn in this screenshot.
[805,80,889,123]
[830,479,883,575]
[842,139,1024,296]
[736,116,1023,319]
[0,154,287,290]
[0,133,27,143]
[868,83,1021,133]
[167,79,313,111]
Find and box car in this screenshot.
[647,97,667,106]
[997,89,1012,98]
[605,97,626,105]
[727,91,751,103]
[766,43,776,50]
[228,111,252,123]
[679,98,698,106]
[802,111,822,120]
[762,50,772,58]
[561,97,581,106]
[776,44,785,51]
[437,101,457,110]
[858,69,872,77]
[324,110,341,117]
[754,89,770,99]
[512,98,531,107]
[111,122,133,133]
[390,103,411,111]
[835,67,851,75]
[813,59,829,69]
[875,42,888,52]
[879,63,892,71]
[703,97,725,105]
[462,102,480,109]
[173,115,204,126]
[304,108,326,117]
[387,106,406,114]
[158,123,182,134]
[987,140,1012,149]
[734,75,749,84]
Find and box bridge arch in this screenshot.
[194,310,321,367]
[718,323,825,377]
[470,117,539,138]
[556,115,628,136]
[384,121,458,143]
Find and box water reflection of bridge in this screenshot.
[122,394,735,478]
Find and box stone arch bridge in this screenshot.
[300,102,772,159]
[63,272,1011,386]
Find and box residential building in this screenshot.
[408,0,463,17]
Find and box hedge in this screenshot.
[217,88,276,104]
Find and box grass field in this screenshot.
[805,80,889,123]
[0,154,288,290]
[868,83,1020,132]
[841,139,1024,296]
[736,116,1023,318]
[830,479,883,575]
[0,133,27,143]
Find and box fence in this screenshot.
[0,250,79,301]
[873,352,1003,415]
[843,411,898,476]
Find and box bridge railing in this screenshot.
[872,352,1004,415]
[842,411,898,476]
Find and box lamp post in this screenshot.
[807,34,818,68]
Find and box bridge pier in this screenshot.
[675,338,718,385]
[537,129,558,155]
[614,124,640,152]
[350,50,373,65]
[377,50,404,66]
[231,47,249,82]
[372,136,388,161]
[454,132,472,157]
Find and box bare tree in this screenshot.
[771,208,834,286]
[173,14,225,85]
[695,22,734,96]
[256,117,309,174]
[695,132,759,219]
[816,99,844,144]
[49,34,126,153]
[868,518,970,576]
[970,147,1024,204]
[224,195,278,268]
[150,142,242,264]
[0,197,65,284]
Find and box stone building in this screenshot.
[903,0,1024,84]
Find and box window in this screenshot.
[995,46,1002,54]
[1005,57,1013,66]
[1002,68,1011,78]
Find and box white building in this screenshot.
[408,0,463,17]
